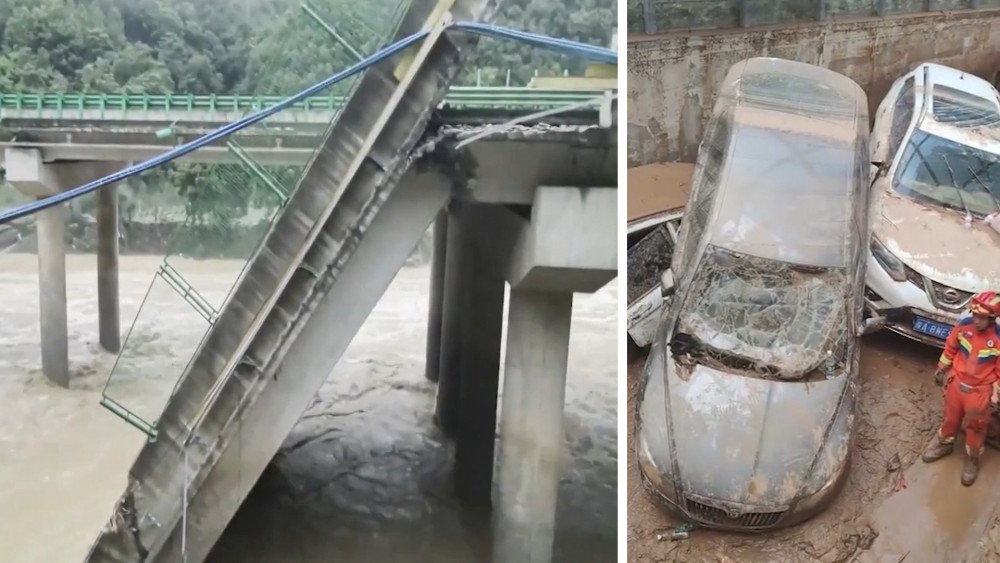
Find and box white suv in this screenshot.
[867,62,1000,346]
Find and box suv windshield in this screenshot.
[675,245,848,380]
[894,129,1000,217]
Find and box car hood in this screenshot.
[652,355,851,510]
[873,182,1000,292]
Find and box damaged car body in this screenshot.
[867,62,1000,346]
[636,58,871,531]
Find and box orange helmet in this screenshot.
[970,291,1000,317]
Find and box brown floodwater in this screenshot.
[0,253,616,562]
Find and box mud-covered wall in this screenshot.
[628,9,1000,165]
[627,0,1000,33]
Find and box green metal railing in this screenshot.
[0,87,610,120]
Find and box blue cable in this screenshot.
[452,22,616,64]
[0,24,616,225]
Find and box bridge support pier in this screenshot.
[97,183,120,353]
[434,201,506,506]
[424,208,449,383]
[36,201,70,386]
[3,148,126,385]
[486,185,617,563]
[494,288,573,563]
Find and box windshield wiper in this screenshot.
[942,154,974,221]
[965,164,1000,215]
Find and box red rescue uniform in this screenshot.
[937,317,1000,452]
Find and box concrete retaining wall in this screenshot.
[628,9,1000,165]
[627,0,1000,34]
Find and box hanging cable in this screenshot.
[451,22,616,64]
[454,93,617,150]
[0,23,616,226]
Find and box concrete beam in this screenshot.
[0,123,613,167]
[499,186,617,293]
[458,134,616,205]
[493,289,573,563]
[4,148,62,197]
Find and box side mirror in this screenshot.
[870,160,889,182]
[660,268,676,297]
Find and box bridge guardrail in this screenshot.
[0,88,613,118]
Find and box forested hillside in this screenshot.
[0,0,614,93]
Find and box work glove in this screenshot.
[934,368,946,387]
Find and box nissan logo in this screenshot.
[727,508,741,519]
[941,289,962,305]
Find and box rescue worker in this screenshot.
[922,291,1000,486]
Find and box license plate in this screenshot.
[913,316,951,339]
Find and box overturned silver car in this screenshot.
[635,58,872,530]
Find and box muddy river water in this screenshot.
[0,254,616,562]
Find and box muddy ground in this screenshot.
[628,332,1000,563]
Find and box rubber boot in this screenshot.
[922,435,955,463]
[962,449,981,486]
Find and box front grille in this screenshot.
[930,280,973,311]
[683,497,785,529]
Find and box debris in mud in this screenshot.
[886,453,901,472]
[656,522,696,541]
[894,471,908,491]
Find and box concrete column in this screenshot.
[434,203,464,437]
[37,201,70,387]
[424,208,448,383]
[96,184,120,352]
[493,289,574,563]
[434,201,506,506]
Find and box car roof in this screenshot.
[920,62,998,102]
[720,57,865,120]
[704,58,867,269]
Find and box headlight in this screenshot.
[870,237,906,282]
[636,432,679,504]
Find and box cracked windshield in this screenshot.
[675,246,848,380]
[895,129,1000,218]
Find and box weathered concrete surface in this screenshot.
[493,289,573,563]
[424,210,448,383]
[34,201,68,386]
[0,109,605,166]
[498,186,617,293]
[96,184,120,353]
[628,0,1000,34]
[628,9,1000,164]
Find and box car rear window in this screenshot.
[932,85,1000,128]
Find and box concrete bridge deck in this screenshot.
[0,88,611,165]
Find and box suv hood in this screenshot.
[873,185,1000,292]
[641,347,852,510]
